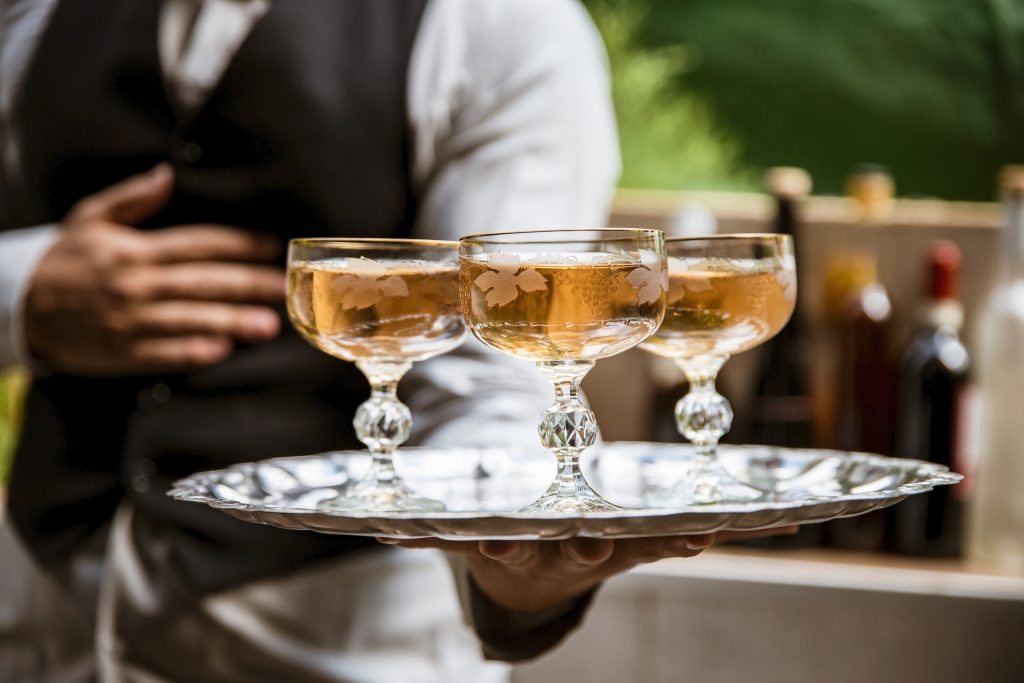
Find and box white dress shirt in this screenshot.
[0,0,621,369]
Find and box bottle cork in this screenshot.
[763,166,812,200]
[846,164,895,221]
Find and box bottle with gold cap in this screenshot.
[846,164,895,223]
[820,166,899,550]
[968,165,1024,572]
[822,249,897,551]
[829,251,897,455]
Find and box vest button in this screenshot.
[171,142,203,164]
[137,383,171,410]
[150,383,171,403]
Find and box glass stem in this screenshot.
[354,360,413,486]
[674,355,733,466]
[536,360,601,501]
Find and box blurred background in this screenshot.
[2,0,1023,681]
[586,0,1024,197]
[523,1,1024,681]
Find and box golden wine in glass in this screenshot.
[642,234,796,504]
[287,239,466,511]
[460,229,667,512]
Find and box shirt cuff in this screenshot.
[0,225,59,369]
[467,574,598,663]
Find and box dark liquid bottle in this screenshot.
[746,167,817,448]
[822,253,897,551]
[888,242,970,557]
[832,258,897,455]
[739,168,824,549]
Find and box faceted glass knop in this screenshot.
[354,393,412,454]
[657,361,760,505]
[523,360,621,513]
[675,389,733,446]
[539,407,599,451]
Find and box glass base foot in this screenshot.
[650,457,763,506]
[518,486,624,514]
[317,479,446,513]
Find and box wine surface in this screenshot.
[643,258,795,360]
[460,252,666,360]
[288,258,465,362]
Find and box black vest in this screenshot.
[4,0,428,592]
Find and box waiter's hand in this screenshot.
[380,526,798,613]
[24,164,285,375]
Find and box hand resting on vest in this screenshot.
[23,164,285,376]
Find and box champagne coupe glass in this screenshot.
[287,238,466,512]
[641,234,797,504]
[459,229,667,513]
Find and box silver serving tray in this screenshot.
[168,442,962,540]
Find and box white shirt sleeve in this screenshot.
[402,0,621,450]
[0,225,57,369]
[408,0,621,238]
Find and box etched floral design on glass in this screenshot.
[460,229,667,513]
[287,239,466,512]
[641,234,797,505]
[474,253,549,307]
[329,257,410,309]
[625,249,669,304]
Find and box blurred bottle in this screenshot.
[821,252,896,551]
[734,168,825,549]
[846,164,895,223]
[667,200,717,238]
[829,252,897,456]
[889,242,971,557]
[823,167,898,552]
[745,167,818,448]
[968,166,1024,572]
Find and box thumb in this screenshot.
[72,163,174,226]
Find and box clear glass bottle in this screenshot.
[968,166,1024,572]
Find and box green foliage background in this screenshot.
[588,0,1024,200]
[0,372,26,484]
[586,0,757,192]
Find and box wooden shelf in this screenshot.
[636,545,1024,602]
[611,188,1003,231]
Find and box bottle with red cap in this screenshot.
[888,240,971,557]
